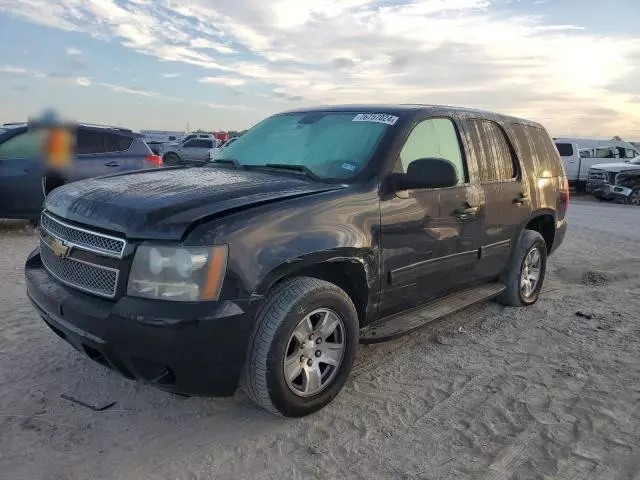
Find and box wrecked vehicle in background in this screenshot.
[586,156,640,205]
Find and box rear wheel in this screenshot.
[498,230,547,307]
[244,277,359,417]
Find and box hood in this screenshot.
[45,167,344,240]
[591,162,640,173]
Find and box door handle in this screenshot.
[514,193,529,205]
[105,161,121,167]
[455,206,479,220]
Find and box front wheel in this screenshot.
[244,277,359,417]
[163,152,181,166]
[626,187,640,206]
[498,230,547,307]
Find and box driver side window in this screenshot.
[396,118,467,184]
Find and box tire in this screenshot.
[163,152,181,166]
[497,229,547,307]
[244,277,359,417]
[626,187,640,206]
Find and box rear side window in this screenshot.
[397,118,467,184]
[466,120,516,182]
[555,143,574,156]
[511,124,563,176]
[104,133,133,152]
[76,129,106,154]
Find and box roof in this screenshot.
[276,104,543,128]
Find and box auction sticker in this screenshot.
[352,113,399,125]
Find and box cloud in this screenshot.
[66,47,82,56]
[199,76,246,87]
[0,65,30,75]
[0,0,639,136]
[162,73,181,78]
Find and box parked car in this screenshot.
[162,137,217,166]
[25,105,568,417]
[206,137,238,161]
[586,156,640,205]
[554,140,634,193]
[0,123,162,221]
[158,134,219,156]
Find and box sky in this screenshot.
[0,0,639,138]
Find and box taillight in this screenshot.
[146,154,163,167]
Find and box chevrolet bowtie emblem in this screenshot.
[50,237,70,258]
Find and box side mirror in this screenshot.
[389,157,459,191]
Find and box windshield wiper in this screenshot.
[211,158,244,169]
[261,163,322,182]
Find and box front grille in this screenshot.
[40,238,119,298]
[41,212,126,258]
[588,169,609,185]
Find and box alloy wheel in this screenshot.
[520,247,542,298]
[283,308,346,397]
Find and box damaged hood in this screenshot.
[45,167,344,240]
[591,162,640,173]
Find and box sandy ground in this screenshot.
[1,197,639,480]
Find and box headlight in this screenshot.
[127,244,228,301]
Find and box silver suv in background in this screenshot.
[162,136,218,166]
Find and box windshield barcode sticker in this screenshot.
[352,113,399,125]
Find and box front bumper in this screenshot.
[25,249,256,397]
[586,182,632,200]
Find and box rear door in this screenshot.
[460,118,530,281]
[0,128,46,218]
[379,116,484,316]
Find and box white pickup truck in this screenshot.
[554,138,639,192]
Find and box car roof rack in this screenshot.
[79,122,133,132]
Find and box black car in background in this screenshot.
[25,105,568,417]
[0,123,162,220]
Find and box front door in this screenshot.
[379,116,484,317]
[0,128,46,219]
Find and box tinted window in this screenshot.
[0,130,45,159]
[466,120,516,182]
[183,135,196,143]
[183,139,199,148]
[397,118,466,184]
[511,124,562,176]
[77,129,105,154]
[580,150,591,158]
[555,143,574,156]
[191,139,213,148]
[104,132,133,152]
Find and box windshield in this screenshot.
[215,112,392,180]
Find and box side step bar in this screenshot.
[360,283,505,343]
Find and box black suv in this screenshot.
[25,105,568,417]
